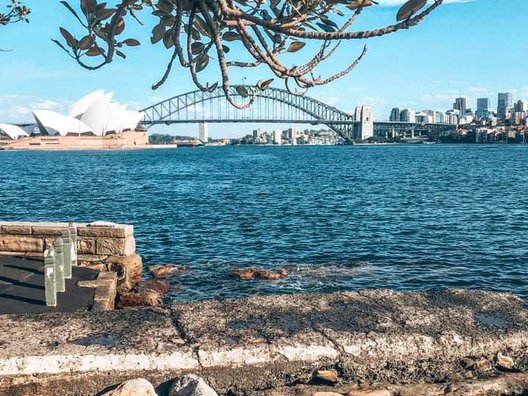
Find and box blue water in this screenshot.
[1,145,527,301]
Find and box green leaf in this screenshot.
[258,79,274,91]
[223,31,241,42]
[123,38,140,47]
[151,23,165,44]
[60,27,77,48]
[78,35,94,50]
[236,86,249,98]
[195,54,210,73]
[287,41,305,53]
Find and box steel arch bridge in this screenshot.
[140,85,361,141]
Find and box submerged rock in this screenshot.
[102,378,157,396]
[231,268,257,280]
[231,268,289,281]
[169,374,218,396]
[148,264,187,278]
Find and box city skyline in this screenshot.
[0,0,527,137]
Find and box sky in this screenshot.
[0,0,527,138]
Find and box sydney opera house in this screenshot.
[0,91,148,150]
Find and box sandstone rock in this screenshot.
[96,237,128,256]
[0,235,43,253]
[496,352,515,370]
[474,357,492,372]
[78,261,107,272]
[169,374,218,396]
[148,264,187,278]
[139,279,170,295]
[312,392,343,396]
[102,378,157,396]
[77,238,96,254]
[120,289,162,307]
[107,254,143,293]
[347,390,390,396]
[314,369,338,384]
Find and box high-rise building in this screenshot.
[399,109,415,123]
[288,128,298,145]
[199,122,208,143]
[476,98,490,120]
[354,105,374,140]
[389,108,401,122]
[514,100,527,113]
[453,97,467,113]
[434,111,445,124]
[273,129,282,145]
[497,92,513,121]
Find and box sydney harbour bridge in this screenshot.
[140,86,454,143]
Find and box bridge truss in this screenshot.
[140,86,360,141]
[140,86,455,142]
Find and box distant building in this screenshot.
[288,127,298,145]
[399,108,415,123]
[445,110,459,125]
[273,129,282,145]
[434,111,445,124]
[476,98,490,120]
[199,122,208,143]
[354,105,374,140]
[497,92,513,121]
[389,108,401,122]
[415,112,433,124]
[514,100,527,113]
[453,97,467,113]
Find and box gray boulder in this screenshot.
[169,375,218,396]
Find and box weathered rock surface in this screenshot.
[0,289,527,396]
[101,378,158,396]
[119,289,162,307]
[169,374,218,396]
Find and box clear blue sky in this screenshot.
[0,0,527,137]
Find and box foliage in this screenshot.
[0,0,29,25]
[2,0,444,107]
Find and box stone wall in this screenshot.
[0,221,135,261]
[1,131,148,151]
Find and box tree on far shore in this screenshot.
[2,0,443,107]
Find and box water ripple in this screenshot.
[1,145,527,301]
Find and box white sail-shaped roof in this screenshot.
[69,90,105,119]
[106,103,128,134]
[33,110,92,136]
[80,93,113,136]
[30,90,141,137]
[121,111,142,132]
[0,124,29,140]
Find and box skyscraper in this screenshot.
[497,92,513,121]
[476,98,490,120]
[389,108,401,122]
[399,109,415,123]
[453,97,467,113]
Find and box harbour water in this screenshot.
[1,144,527,301]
